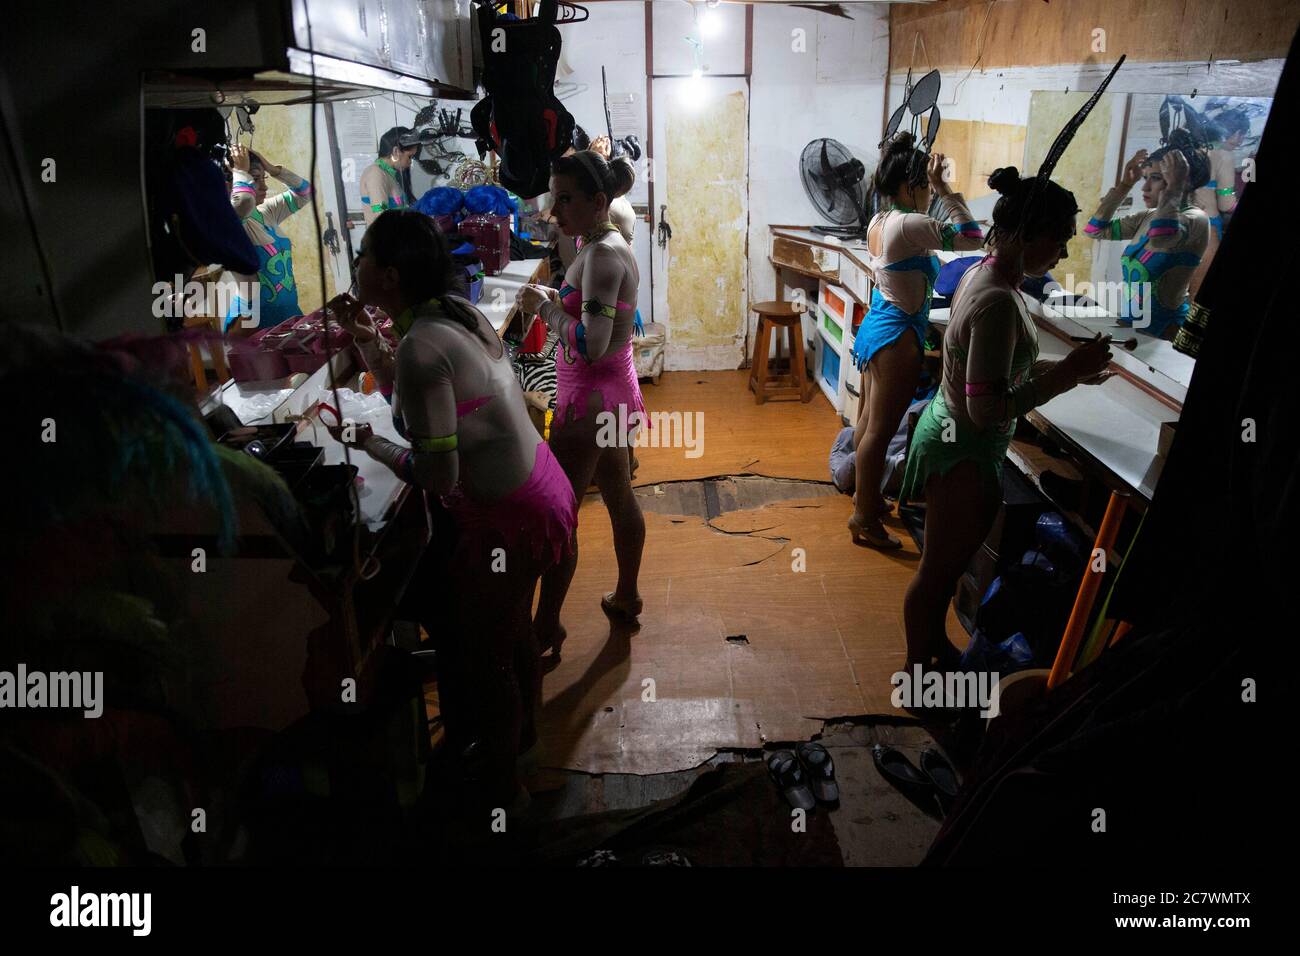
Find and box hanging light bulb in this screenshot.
[681,66,707,107]
[699,3,723,38]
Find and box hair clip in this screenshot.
[883,68,942,154]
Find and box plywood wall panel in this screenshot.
[666,90,749,357]
[250,105,338,316]
[890,0,1300,72]
[930,117,1028,200]
[1024,90,1118,292]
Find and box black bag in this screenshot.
[471,0,575,198]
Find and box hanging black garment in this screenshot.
[471,0,576,198]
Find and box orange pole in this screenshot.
[1108,620,1134,647]
[1047,492,1128,690]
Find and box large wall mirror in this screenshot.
[1025,88,1273,391]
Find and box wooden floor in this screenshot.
[533,370,966,775]
[628,369,843,486]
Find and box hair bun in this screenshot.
[1167,127,1199,150]
[883,130,917,153]
[607,156,636,199]
[988,166,1021,195]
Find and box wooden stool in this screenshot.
[747,300,811,404]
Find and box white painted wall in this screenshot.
[747,2,891,361]
[327,4,891,371]
[652,0,747,76]
[336,2,656,294]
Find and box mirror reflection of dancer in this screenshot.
[360,127,420,226]
[1084,133,1210,339]
[225,144,313,331]
[848,132,984,549]
[901,168,1113,672]
[517,150,645,659]
[328,211,578,808]
[1188,108,1247,298]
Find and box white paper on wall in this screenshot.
[334,100,380,216]
[608,91,645,145]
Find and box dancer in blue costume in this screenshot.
[1084,133,1210,339]
[848,132,984,549]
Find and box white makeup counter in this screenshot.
[921,291,1182,506]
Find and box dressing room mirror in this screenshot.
[1024,89,1273,391]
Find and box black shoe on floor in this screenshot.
[767,750,817,812]
[796,742,840,807]
[919,748,960,813]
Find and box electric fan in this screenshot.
[799,138,870,239]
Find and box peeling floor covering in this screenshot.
[534,474,966,776]
[431,372,967,863]
[524,722,948,866]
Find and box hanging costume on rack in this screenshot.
[471,0,577,199]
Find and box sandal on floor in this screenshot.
[848,514,902,550]
[601,592,643,620]
[855,493,894,520]
[871,744,934,797]
[920,748,960,813]
[796,742,840,806]
[767,750,817,811]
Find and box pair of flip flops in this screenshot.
[871,744,960,814]
[767,742,840,811]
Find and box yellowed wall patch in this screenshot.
[931,116,1028,200]
[1026,90,1116,289]
[248,105,337,314]
[665,90,747,358]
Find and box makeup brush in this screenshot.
[1072,334,1138,351]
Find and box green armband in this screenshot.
[940,224,956,252]
[411,434,457,453]
[583,298,617,320]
